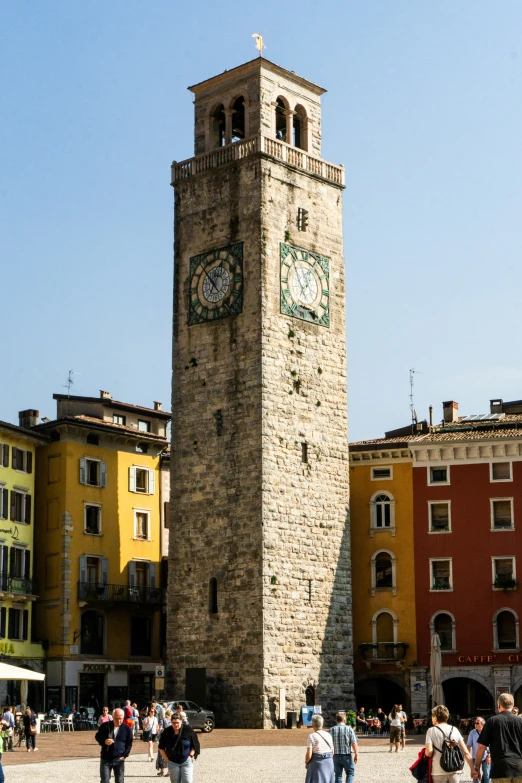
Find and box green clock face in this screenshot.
[188,242,243,325]
[280,242,330,327]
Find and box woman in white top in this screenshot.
[425,704,475,783]
[305,713,334,783]
[142,707,160,761]
[388,705,403,752]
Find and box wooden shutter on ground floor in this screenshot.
[0,607,5,638]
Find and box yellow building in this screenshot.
[350,426,420,714]
[33,391,170,711]
[0,415,46,708]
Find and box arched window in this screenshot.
[375,611,394,643]
[275,97,288,142]
[372,550,395,592]
[432,612,455,651]
[210,104,226,148]
[80,611,104,655]
[370,492,395,533]
[293,104,307,150]
[305,685,315,706]
[209,578,218,615]
[231,97,245,143]
[495,609,518,650]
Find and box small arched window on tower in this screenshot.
[211,104,226,148]
[275,98,287,142]
[209,577,218,615]
[293,104,307,150]
[305,685,315,706]
[231,97,245,143]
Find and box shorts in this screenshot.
[401,725,406,737]
[389,726,401,743]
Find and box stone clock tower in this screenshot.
[168,58,353,728]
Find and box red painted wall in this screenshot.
[413,460,522,667]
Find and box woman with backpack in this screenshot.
[425,704,475,783]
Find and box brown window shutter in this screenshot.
[10,492,16,522]
[26,451,33,474]
[24,495,31,525]
[2,444,8,468]
[11,449,17,471]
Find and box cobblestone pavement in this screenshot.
[2,744,422,783]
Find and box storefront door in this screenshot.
[129,673,152,708]
[79,673,105,713]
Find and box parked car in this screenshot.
[166,700,215,732]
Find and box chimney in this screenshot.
[19,409,39,428]
[154,401,162,411]
[490,399,503,414]
[429,406,433,427]
[442,400,459,423]
[100,390,112,400]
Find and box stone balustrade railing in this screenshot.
[171,134,345,187]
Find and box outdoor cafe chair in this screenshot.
[63,713,74,731]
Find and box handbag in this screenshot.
[29,724,37,735]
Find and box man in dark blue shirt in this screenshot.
[95,708,133,783]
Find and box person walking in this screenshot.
[398,703,408,751]
[95,707,133,783]
[98,707,113,727]
[1,708,14,753]
[142,707,160,762]
[388,705,402,753]
[473,692,522,782]
[123,701,134,731]
[425,704,474,783]
[158,713,200,783]
[305,713,335,783]
[132,704,140,737]
[156,709,172,777]
[22,708,37,752]
[329,711,358,783]
[467,716,490,783]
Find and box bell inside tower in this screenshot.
[231,97,245,142]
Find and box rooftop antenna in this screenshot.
[62,369,82,415]
[409,368,422,432]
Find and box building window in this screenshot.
[209,578,218,614]
[86,434,99,446]
[371,550,397,595]
[293,104,307,150]
[230,96,245,142]
[113,414,126,426]
[491,499,514,530]
[128,560,157,599]
[129,467,155,495]
[11,448,32,474]
[297,208,309,232]
[7,608,28,641]
[431,612,456,651]
[375,611,395,643]
[301,443,308,464]
[130,616,152,657]
[10,491,31,524]
[491,462,512,482]
[138,420,151,433]
[493,557,516,589]
[10,547,29,579]
[210,103,226,148]
[275,97,288,142]
[136,443,148,454]
[134,511,150,541]
[371,466,392,480]
[80,610,104,655]
[0,488,8,520]
[494,609,518,650]
[79,458,107,487]
[370,492,395,531]
[430,559,452,591]
[429,502,451,533]
[428,466,449,485]
[0,444,9,467]
[84,504,102,535]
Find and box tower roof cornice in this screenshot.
[188,58,327,98]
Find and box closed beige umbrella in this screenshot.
[430,634,445,706]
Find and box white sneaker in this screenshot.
[34,748,38,752]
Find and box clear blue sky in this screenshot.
[1,1,521,441]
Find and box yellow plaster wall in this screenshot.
[350,460,416,667]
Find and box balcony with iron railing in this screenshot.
[77,582,164,605]
[359,642,409,668]
[171,134,345,187]
[0,576,38,597]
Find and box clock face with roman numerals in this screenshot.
[188,242,243,325]
[280,242,330,327]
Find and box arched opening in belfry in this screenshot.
[210,104,226,148]
[293,104,307,150]
[231,97,245,142]
[305,685,316,706]
[275,97,287,142]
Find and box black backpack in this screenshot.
[435,726,465,773]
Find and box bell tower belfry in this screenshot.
[168,58,353,728]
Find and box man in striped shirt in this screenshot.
[329,712,358,783]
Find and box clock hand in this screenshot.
[203,266,219,294]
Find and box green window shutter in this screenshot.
[148,470,155,495]
[100,462,107,487]
[3,445,8,468]
[79,458,87,485]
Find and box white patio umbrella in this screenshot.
[430,634,445,706]
[0,662,45,681]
